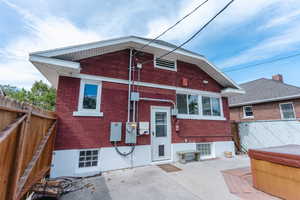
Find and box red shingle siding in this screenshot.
[229,98,300,121]
[80,49,223,92]
[55,49,231,150]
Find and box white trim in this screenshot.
[65,73,225,97]
[154,56,177,72]
[230,94,300,107]
[73,111,103,117]
[29,55,80,69]
[243,105,254,119]
[279,102,296,120]
[73,79,103,117]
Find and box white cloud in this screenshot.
[0,0,104,89]
[219,0,300,68]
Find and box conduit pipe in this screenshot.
[127,48,133,122]
[139,97,176,112]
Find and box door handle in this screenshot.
[152,131,155,136]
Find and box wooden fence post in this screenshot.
[9,109,32,200]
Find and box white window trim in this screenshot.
[153,56,177,72]
[75,148,101,174]
[279,102,296,120]
[196,143,215,160]
[243,106,254,119]
[73,79,103,117]
[176,92,225,121]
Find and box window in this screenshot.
[196,143,214,159]
[176,94,199,115]
[73,79,103,117]
[280,103,296,119]
[243,106,253,118]
[202,96,221,117]
[78,150,99,168]
[154,57,177,71]
[155,112,167,137]
[176,93,224,120]
[158,145,165,157]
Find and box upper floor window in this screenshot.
[280,103,295,119]
[154,57,177,71]
[73,79,103,117]
[176,93,224,120]
[243,106,254,118]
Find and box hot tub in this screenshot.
[248,144,300,200]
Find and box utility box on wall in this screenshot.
[110,122,122,142]
[139,122,149,135]
[125,122,137,144]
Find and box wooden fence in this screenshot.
[0,95,57,200]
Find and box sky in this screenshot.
[1,0,300,89]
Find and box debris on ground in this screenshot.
[30,173,101,199]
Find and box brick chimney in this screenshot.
[272,74,283,83]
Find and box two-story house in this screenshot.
[30,36,243,177]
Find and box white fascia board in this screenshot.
[229,94,300,107]
[221,88,245,96]
[29,55,80,70]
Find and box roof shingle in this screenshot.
[229,78,300,106]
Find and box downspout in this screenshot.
[127,48,133,122]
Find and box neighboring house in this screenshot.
[30,36,243,177]
[229,74,300,121]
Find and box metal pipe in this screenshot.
[127,49,133,122]
[139,97,176,108]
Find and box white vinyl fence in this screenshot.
[239,120,300,150]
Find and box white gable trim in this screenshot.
[29,55,80,69]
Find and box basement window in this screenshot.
[73,79,103,117]
[196,143,214,159]
[280,103,296,119]
[78,150,99,168]
[154,57,177,71]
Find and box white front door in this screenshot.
[151,106,171,161]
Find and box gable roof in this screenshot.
[29,36,243,95]
[229,78,300,107]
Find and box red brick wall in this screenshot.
[230,98,300,121]
[55,49,232,150]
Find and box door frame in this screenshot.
[150,106,172,162]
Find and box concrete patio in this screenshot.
[60,155,270,200]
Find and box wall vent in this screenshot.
[155,58,176,70]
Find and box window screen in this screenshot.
[79,150,99,168]
[280,103,295,119]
